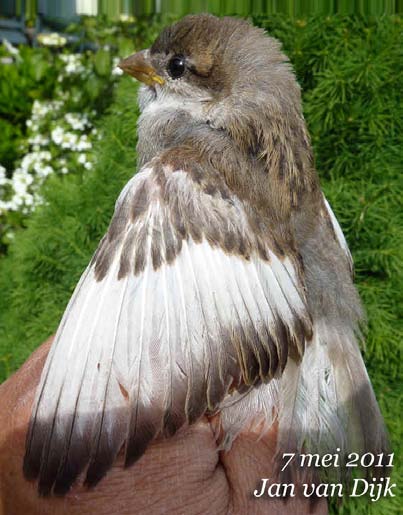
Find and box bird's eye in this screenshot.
[167,55,186,79]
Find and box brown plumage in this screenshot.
[24,14,387,496]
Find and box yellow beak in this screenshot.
[118,50,165,86]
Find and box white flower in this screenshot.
[9,198,20,210]
[0,165,7,186]
[12,193,24,206]
[73,134,92,152]
[27,122,40,132]
[28,134,50,147]
[77,152,93,170]
[20,154,33,171]
[0,56,13,65]
[34,163,54,178]
[12,169,33,195]
[112,57,123,76]
[21,192,34,206]
[75,135,92,151]
[59,54,85,75]
[65,112,91,131]
[51,126,65,145]
[3,38,19,56]
[32,100,62,121]
[112,66,123,76]
[78,153,87,164]
[40,151,51,160]
[32,100,47,118]
[119,14,135,23]
[62,132,78,150]
[0,200,14,212]
[8,189,35,213]
[37,32,67,47]
[20,151,51,172]
[61,167,68,174]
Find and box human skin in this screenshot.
[0,338,327,515]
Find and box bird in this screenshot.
[23,14,388,496]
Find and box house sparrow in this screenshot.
[24,14,387,496]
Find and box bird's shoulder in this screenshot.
[93,148,299,282]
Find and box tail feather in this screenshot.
[218,318,388,481]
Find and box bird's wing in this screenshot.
[322,195,354,273]
[24,161,312,495]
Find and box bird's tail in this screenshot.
[218,318,389,482]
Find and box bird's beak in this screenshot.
[118,50,165,86]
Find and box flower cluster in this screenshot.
[51,125,93,151]
[0,96,100,217]
[0,49,112,228]
[59,54,86,76]
[37,32,67,48]
[0,19,135,250]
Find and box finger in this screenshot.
[0,341,230,515]
[219,425,328,515]
[0,335,53,398]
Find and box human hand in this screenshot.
[0,338,327,515]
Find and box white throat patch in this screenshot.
[138,85,211,123]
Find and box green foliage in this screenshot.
[0,119,23,169]
[0,39,119,253]
[0,15,401,514]
[0,77,139,378]
[66,14,165,56]
[263,16,403,515]
[0,17,166,254]
[0,45,55,169]
[18,0,403,19]
[0,46,57,123]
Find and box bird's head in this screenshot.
[119,15,308,157]
[120,14,312,202]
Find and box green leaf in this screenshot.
[94,48,111,76]
[28,55,49,82]
[118,36,135,58]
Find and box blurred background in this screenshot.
[1,0,402,28]
[0,2,401,514]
